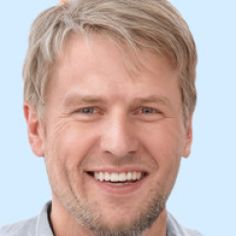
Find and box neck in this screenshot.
[50,198,167,236]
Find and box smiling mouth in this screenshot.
[87,171,148,184]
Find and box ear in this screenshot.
[24,103,45,157]
[182,117,193,158]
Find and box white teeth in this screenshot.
[119,173,126,182]
[99,172,105,181]
[132,172,137,180]
[110,173,117,182]
[93,171,144,182]
[136,172,142,180]
[104,172,110,181]
[127,172,132,181]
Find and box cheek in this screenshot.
[45,121,96,163]
[139,121,184,191]
[140,120,185,158]
[44,122,98,195]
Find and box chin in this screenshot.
[101,212,136,228]
[83,198,165,236]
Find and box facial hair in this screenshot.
[57,188,167,236]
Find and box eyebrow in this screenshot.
[62,93,172,109]
[132,95,172,106]
[63,94,107,108]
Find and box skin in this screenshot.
[24,34,192,236]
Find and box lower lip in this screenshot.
[88,175,147,195]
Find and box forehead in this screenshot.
[57,33,177,78]
[41,33,185,121]
[47,33,180,106]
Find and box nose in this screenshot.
[100,113,138,158]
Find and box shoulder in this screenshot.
[167,212,204,236]
[181,228,203,236]
[0,217,37,236]
[0,202,53,236]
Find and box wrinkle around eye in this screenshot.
[46,118,72,141]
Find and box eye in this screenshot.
[140,107,159,114]
[78,107,97,114]
[69,106,104,121]
[135,106,161,115]
[133,106,164,121]
[71,106,103,119]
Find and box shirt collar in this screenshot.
[35,202,54,236]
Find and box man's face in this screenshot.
[26,34,192,235]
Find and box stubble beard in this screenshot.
[58,189,168,236]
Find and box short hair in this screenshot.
[23,0,197,121]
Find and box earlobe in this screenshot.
[24,103,45,157]
[182,119,193,158]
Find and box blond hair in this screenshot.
[23,0,197,120]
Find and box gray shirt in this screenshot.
[0,202,203,236]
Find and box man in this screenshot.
[0,0,202,235]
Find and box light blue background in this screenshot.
[0,1,235,235]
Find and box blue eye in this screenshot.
[141,107,157,114]
[70,106,103,121]
[133,106,164,121]
[78,107,96,114]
